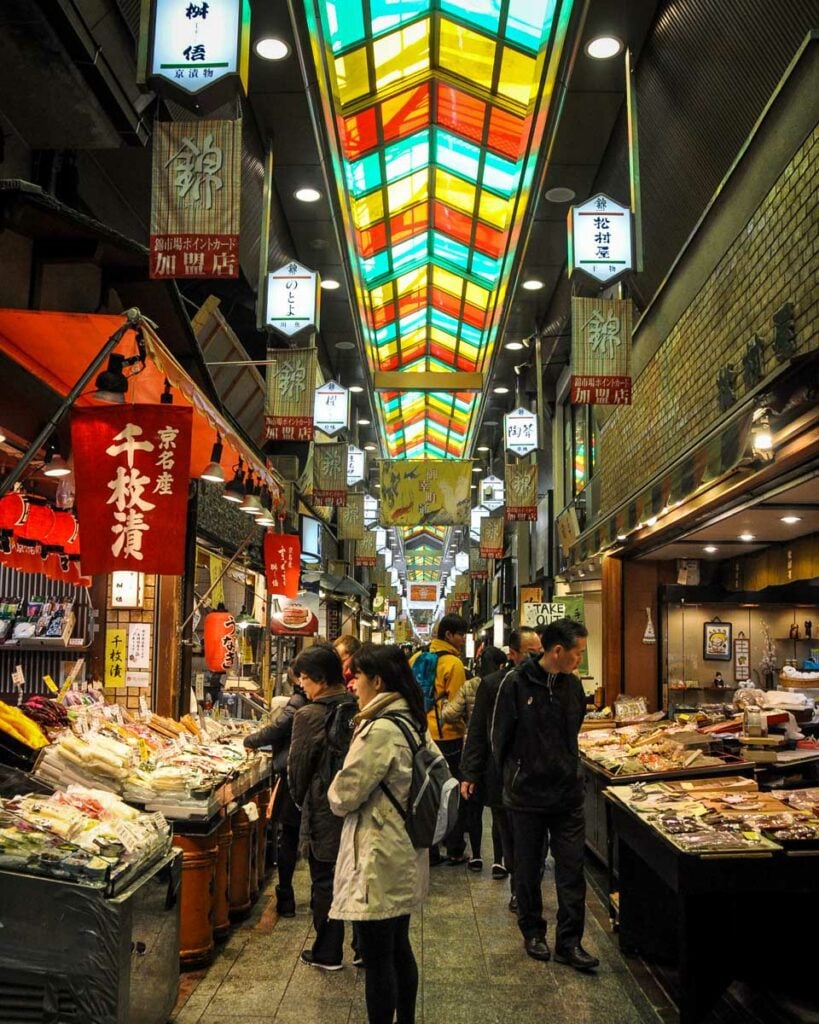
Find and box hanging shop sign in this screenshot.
[150,119,242,279]
[347,445,365,485]
[313,444,347,507]
[505,464,538,522]
[263,532,301,599]
[469,547,488,580]
[142,0,250,110]
[314,381,349,437]
[479,516,504,559]
[204,610,237,672]
[264,261,320,337]
[570,296,634,405]
[379,460,472,526]
[355,531,378,566]
[270,592,319,636]
[409,583,437,604]
[479,474,505,511]
[521,596,589,674]
[567,192,633,285]
[504,407,538,457]
[264,347,317,441]
[71,405,192,575]
[338,494,365,541]
[104,628,127,689]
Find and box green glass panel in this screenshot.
[439,0,500,37]
[369,0,429,38]
[360,248,391,282]
[436,129,481,183]
[346,151,383,197]
[506,0,557,51]
[317,0,366,53]
[482,151,521,197]
[384,130,430,185]
[469,250,501,287]
[431,232,470,269]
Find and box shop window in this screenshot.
[563,403,598,501]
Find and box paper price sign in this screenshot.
[521,602,567,627]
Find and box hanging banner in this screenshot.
[504,407,538,457]
[263,532,301,599]
[347,445,366,485]
[409,583,437,603]
[479,516,504,559]
[479,474,505,511]
[338,494,365,540]
[71,405,192,575]
[313,444,347,507]
[505,464,538,522]
[314,381,349,437]
[469,547,488,580]
[570,296,633,405]
[270,592,319,636]
[355,531,377,566]
[265,261,320,337]
[150,119,242,279]
[379,460,472,526]
[264,347,317,441]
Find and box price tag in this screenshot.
[194,673,205,702]
[138,695,149,716]
[11,664,25,692]
[138,739,151,763]
[43,675,59,694]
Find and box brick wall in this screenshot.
[596,127,818,517]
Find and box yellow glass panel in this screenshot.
[352,191,384,229]
[497,47,536,108]
[478,189,512,228]
[386,169,428,214]
[465,281,491,309]
[432,266,465,299]
[434,169,476,215]
[369,282,394,309]
[429,326,457,350]
[395,267,427,295]
[334,46,370,106]
[373,19,431,92]
[438,20,496,90]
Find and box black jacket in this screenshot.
[244,689,307,773]
[460,665,515,807]
[491,656,586,814]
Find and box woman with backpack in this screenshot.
[327,643,438,1024]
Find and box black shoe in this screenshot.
[554,945,599,971]
[467,858,483,872]
[491,863,509,880]
[300,950,343,971]
[446,854,468,864]
[524,936,551,962]
[275,885,296,918]
[508,894,518,912]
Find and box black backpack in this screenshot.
[317,697,359,788]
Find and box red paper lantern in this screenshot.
[0,493,27,530]
[43,510,78,551]
[204,612,237,673]
[14,499,55,545]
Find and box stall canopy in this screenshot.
[0,309,283,497]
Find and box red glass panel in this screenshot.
[487,106,525,160]
[340,108,378,160]
[357,221,388,258]
[397,291,427,319]
[436,83,486,148]
[381,84,431,144]
[372,300,398,329]
[473,220,504,258]
[433,202,474,247]
[389,203,429,246]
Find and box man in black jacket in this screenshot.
[491,618,598,971]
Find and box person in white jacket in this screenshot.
[328,643,436,1024]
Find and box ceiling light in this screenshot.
[349,384,364,393]
[357,418,370,426]
[0,433,5,444]
[780,515,802,525]
[477,445,490,452]
[739,532,755,542]
[43,443,71,478]
[545,186,576,203]
[254,37,290,60]
[484,420,498,427]
[200,436,225,484]
[494,386,509,395]
[223,462,245,504]
[295,187,321,203]
[472,466,482,474]
[471,484,477,490]
[321,279,340,290]
[364,444,376,452]
[616,534,628,542]
[704,546,718,554]
[335,341,355,350]
[585,35,623,59]
[645,516,658,527]
[505,341,524,351]
[751,411,773,452]
[521,279,544,291]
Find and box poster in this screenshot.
[379,460,472,526]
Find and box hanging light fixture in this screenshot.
[751,407,774,455]
[160,378,173,404]
[223,460,245,503]
[240,473,263,515]
[43,442,71,478]
[201,434,225,484]
[92,333,147,403]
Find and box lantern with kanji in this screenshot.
[204,611,237,673]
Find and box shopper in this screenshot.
[328,643,434,1024]
[288,645,358,970]
[333,633,362,692]
[491,618,599,971]
[440,673,483,870]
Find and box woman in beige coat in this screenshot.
[328,644,434,1024]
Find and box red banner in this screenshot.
[264,532,300,599]
[204,611,237,673]
[71,405,192,575]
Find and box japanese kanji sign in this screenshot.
[264,347,317,441]
[314,380,349,436]
[379,460,472,526]
[570,296,633,405]
[338,494,365,540]
[71,405,192,575]
[104,628,127,689]
[347,445,365,485]
[355,530,377,566]
[313,444,348,507]
[479,516,504,559]
[263,532,300,599]
[469,547,488,580]
[504,407,538,457]
[568,192,633,285]
[479,474,504,511]
[265,261,320,337]
[505,464,537,522]
[150,119,242,279]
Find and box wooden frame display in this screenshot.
[703,618,732,660]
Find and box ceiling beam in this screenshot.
[373,371,484,392]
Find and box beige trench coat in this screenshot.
[327,695,431,921]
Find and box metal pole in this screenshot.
[177,523,259,637]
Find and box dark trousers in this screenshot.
[510,803,586,949]
[308,851,344,963]
[357,915,418,1024]
[464,797,483,859]
[435,738,467,859]
[276,776,300,893]
[491,806,514,885]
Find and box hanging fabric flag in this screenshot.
[313,444,347,507]
[505,464,538,522]
[570,296,633,405]
[150,119,242,279]
[379,460,471,526]
[479,516,504,559]
[338,494,365,540]
[469,547,488,580]
[264,347,317,441]
[355,531,378,566]
[263,532,301,599]
[71,405,192,575]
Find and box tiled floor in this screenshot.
[170,856,666,1024]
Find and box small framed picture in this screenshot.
[703,618,732,660]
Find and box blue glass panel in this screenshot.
[506,0,557,51]
[396,309,429,334]
[469,249,501,287]
[346,151,383,197]
[374,322,397,345]
[429,308,460,336]
[482,151,521,197]
[435,129,481,182]
[369,0,430,38]
[458,321,482,347]
[320,0,366,53]
[360,248,391,282]
[439,0,500,36]
[431,231,471,268]
[384,130,430,184]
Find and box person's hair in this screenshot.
[291,645,344,689]
[478,645,506,677]
[537,618,588,652]
[333,634,361,657]
[349,643,427,732]
[508,627,539,652]
[437,614,468,640]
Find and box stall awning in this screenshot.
[319,573,371,602]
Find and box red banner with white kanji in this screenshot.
[71,405,192,575]
[263,532,300,599]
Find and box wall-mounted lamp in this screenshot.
[240,474,263,515]
[751,408,774,455]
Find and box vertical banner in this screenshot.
[71,406,192,575]
[379,460,472,526]
[505,464,538,521]
[104,628,127,689]
[263,532,301,598]
[264,347,317,441]
[479,516,504,559]
[570,296,633,405]
[355,531,377,566]
[150,119,242,279]
[313,444,347,507]
[338,494,365,540]
[469,547,488,580]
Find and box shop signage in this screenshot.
[479,516,504,559]
[355,531,377,566]
[313,444,347,507]
[71,405,192,575]
[505,464,537,522]
[522,596,588,674]
[271,593,319,636]
[409,583,437,603]
[469,546,488,580]
[313,380,349,436]
[204,611,236,672]
[263,532,300,598]
[347,445,365,485]
[479,474,505,511]
[338,494,365,541]
[504,407,538,457]
[570,296,633,405]
[111,571,144,608]
[379,460,472,526]
[104,628,127,689]
[264,347,317,441]
[470,504,489,542]
[150,119,242,279]
[568,192,633,285]
[264,261,320,337]
[127,623,151,670]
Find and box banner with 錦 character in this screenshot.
[71,405,192,575]
[338,493,365,540]
[355,530,377,566]
[264,347,317,441]
[479,516,504,559]
[570,296,633,405]
[263,532,300,599]
[379,460,472,526]
[150,119,242,279]
[469,547,488,580]
[313,444,347,507]
[505,464,538,522]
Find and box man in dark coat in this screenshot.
[491,618,598,971]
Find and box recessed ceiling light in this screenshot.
[780,515,802,524]
[585,35,623,59]
[254,37,290,60]
[477,445,490,452]
[616,534,628,541]
[471,484,477,490]
[505,341,524,351]
[645,516,658,527]
[295,187,321,202]
[494,386,509,394]
[545,186,576,203]
[335,341,355,350]
[349,384,364,393]
[321,279,340,290]
[739,532,755,542]
[521,279,544,291]
[484,420,498,427]
[357,418,370,426]
[0,433,5,444]
[472,466,482,474]
[364,444,376,451]
[704,545,718,554]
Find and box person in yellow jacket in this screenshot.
[409,614,469,864]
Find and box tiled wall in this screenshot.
[103,574,156,714]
